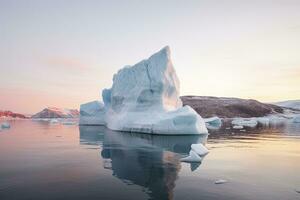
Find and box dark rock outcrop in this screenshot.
[181,96,283,118]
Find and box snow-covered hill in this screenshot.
[273,100,300,110]
[31,107,79,118]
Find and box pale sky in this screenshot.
[1,0,300,114]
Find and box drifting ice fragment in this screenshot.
[180,150,202,163]
[50,119,59,124]
[231,118,257,128]
[233,125,243,129]
[191,143,209,156]
[215,179,228,184]
[1,122,10,129]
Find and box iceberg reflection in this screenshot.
[79,126,208,200]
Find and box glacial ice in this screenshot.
[79,101,106,125]
[180,150,202,163]
[191,143,209,156]
[80,46,208,135]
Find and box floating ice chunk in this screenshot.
[79,101,106,125]
[293,115,300,123]
[191,143,209,156]
[231,118,257,128]
[180,150,202,163]
[204,116,222,125]
[204,116,222,129]
[80,46,208,135]
[233,125,243,129]
[1,122,10,129]
[50,119,59,124]
[215,179,228,184]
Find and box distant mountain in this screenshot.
[273,100,300,110]
[0,110,27,119]
[181,96,284,118]
[31,107,79,118]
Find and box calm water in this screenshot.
[0,120,300,200]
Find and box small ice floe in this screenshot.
[204,117,222,129]
[233,125,243,129]
[50,119,59,124]
[191,143,209,156]
[293,115,300,123]
[231,118,258,128]
[215,179,228,184]
[180,150,202,163]
[255,117,270,126]
[1,122,11,129]
[62,121,76,125]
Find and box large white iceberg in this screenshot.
[80,46,208,135]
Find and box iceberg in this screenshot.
[180,150,202,163]
[79,101,106,125]
[1,122,10,129]
[80,46,208,135]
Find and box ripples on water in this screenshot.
[0,120,299,200]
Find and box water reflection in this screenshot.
[79,126,208,200]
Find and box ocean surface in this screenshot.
[0,120,300,200]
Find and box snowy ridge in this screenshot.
[32,107,79,118]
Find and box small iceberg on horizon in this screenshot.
[204,116,222,129]
[231,118,258,128]
[79,46,208,135]
[1,122,10,129]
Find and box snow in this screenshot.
[180,150,202,163]
[273,100,300,110]
[1,122,10,129]
[79,101,106,125]
[231,118,258,128]
[191,143,209,156]
[80,46,208,135]
[32,107,79,118]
